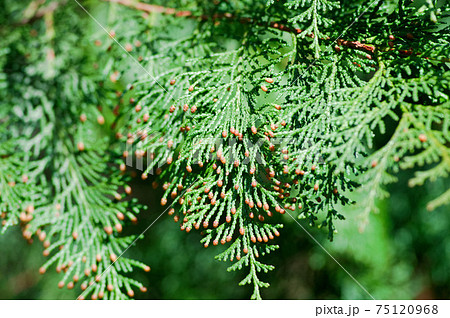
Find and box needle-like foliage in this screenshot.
[0,0,449,299]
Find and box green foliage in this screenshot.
[0,0,449,300]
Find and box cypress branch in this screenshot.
[0,0,448,299]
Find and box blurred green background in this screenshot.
[1,170,448,299]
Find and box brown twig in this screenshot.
[104,0,383,54]
[104,0,192,16]
[104,0,313,36]
[337,39,375,53]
